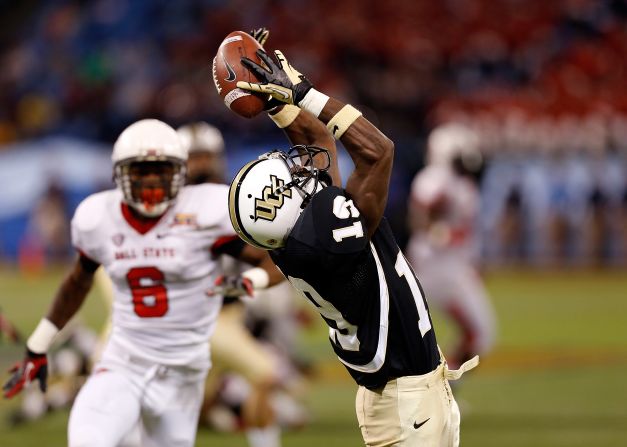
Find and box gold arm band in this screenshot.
[326,105,362,139]
[268,104,302,128]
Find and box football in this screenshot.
[212,31,267,118]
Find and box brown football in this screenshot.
[212,31,267,118]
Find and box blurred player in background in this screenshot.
[179,122,227,185]
[19,179,71,272]
[226,44,478,446]
[3,118,283,447]
[406,123,497,369]
[178,121,287,447]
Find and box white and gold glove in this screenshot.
[249,27,270,47]
[237,49,314,106]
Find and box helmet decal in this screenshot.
[254,175,293,221]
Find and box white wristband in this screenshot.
[298,88,329,118]
[27,318,59,354]
[242,267,270,290]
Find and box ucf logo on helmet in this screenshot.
[255,175,292,221]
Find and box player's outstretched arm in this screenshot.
[237,244,284,286]
[317,97,394,236]
[45,255,98,329]
[3,254,98,398]
[269,105,341,186]
[238,49,394,236]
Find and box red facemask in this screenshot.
[139,187,166,213]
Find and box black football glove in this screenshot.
[246,27,284,110]
[3,349,48,399]
[249,27,270,47]
[237,49,313,106]
[207,275,254,298]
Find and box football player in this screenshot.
[3,119,283,447]
[226,47,479,446]
[406,123,497,369]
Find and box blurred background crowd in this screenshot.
[1,0,626,267]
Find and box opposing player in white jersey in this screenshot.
[3,119,283,447]
[406,123,497,369]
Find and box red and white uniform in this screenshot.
[406,165,496,367]
[408,165,478,260]
[68,183,236,447]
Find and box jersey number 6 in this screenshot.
[126,267,169,318]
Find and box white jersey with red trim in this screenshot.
[409,165,478,260]
[71,184,236,370]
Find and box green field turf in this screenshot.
[1,266,626,446]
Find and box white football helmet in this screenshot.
[177,122,226,184]
[427,123,482,171]
[228,146,331,250]
[177,122,225,154]
[112,119,187,217]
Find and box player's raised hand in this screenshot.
[3,349,48,398]
[249,27,269,47]
[207,275,254,298]
[238,50,313,106]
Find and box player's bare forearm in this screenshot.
[319,98,393,167]
[318,97,394,235]
[45,259,95,329]
[256,255,284,287]
[237,245,285,287]
[277,106,341,186]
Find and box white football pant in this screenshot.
[68,345,207,447]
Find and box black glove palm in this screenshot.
[237,50,313,106]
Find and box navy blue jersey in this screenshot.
[270,186,439,389]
